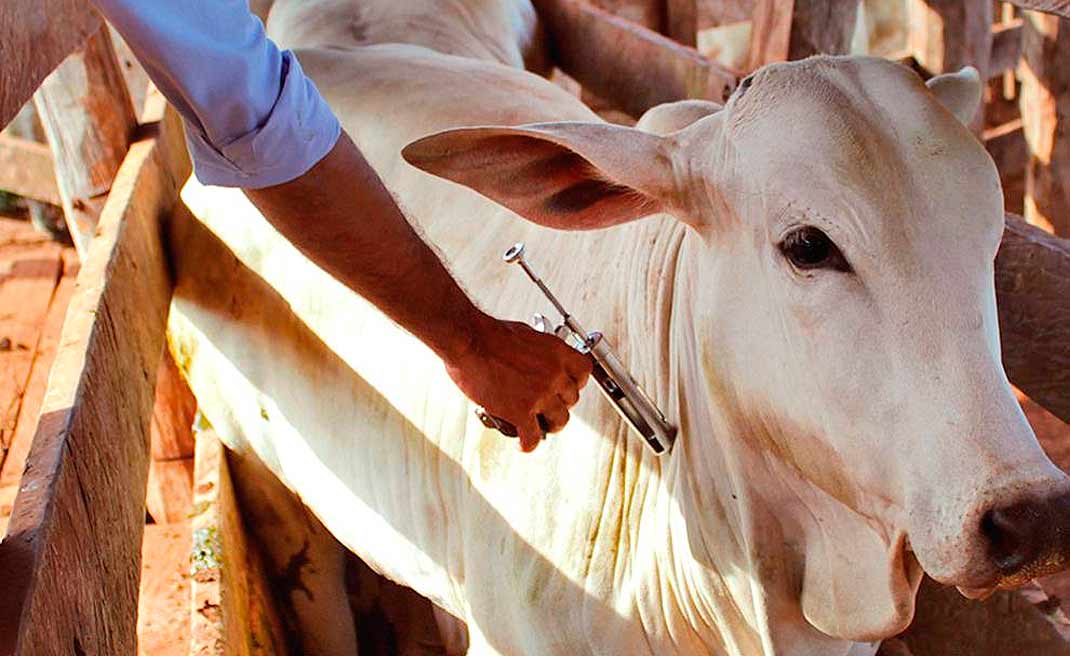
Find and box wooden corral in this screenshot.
[1,1,1070,655]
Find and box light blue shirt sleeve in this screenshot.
[93,0,342,188]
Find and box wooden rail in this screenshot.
[1005,0,1070,18]
[0,106,189,656]
[533,0,738,116]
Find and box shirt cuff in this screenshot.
[185,50,342,189]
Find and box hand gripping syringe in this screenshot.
[476,242,677,455]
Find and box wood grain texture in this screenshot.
[1019,10,1070,235]
[1006,0,1070,19]
[533,0,737,117]
[0,0,101,130]
[33,25,138,255]
[189,429,287,656]
[665,0,698,47]
[146,350,197,523]
[0,108,189,656]
[990,19,1023,78]
[747,0,860,71]
[997,214,1070,422]
[0,135,60,206]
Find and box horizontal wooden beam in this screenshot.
[0,107,189,655]
[0,135,60,206]
[998,213,1070,422]
[990,19,1023,78]
[532,0,738,117]
[1005,0,1070,19]
[0,1,101,129]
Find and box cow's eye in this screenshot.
[779,226,850,272]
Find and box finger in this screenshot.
[539,398,569,434]
[516,416,544,453]
[557,383,580,407]
[563,351,593,385]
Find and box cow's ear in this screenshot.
[402,122,679,231]
[636,99,723,136]
[926,66,982,125]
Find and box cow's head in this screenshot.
[403,56,1070,642]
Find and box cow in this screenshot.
[166,1,1070,654]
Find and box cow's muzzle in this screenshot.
[981,492,1070,588]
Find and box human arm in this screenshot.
[91,0,590,450]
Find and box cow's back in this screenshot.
[171,44,665,654]
[263,0,549,72]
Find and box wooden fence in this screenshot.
[1,0,1069,653]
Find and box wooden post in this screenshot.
[664,0,698,47]
[33,25,137,256]
[748,0,861,71]
[0,107,189,656]
[1005,0,1070,19]
[1018,10,1070,235]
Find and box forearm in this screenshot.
[244,131,486,360]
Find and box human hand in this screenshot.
[444,314,592,452]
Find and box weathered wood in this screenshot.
[1019,10,1070,235]
[990,19,1023,78]
[34,25,138,256]
[0,135,60,206]
[189,428,287,656]
[533,0,737,117]
[985,119,1028,212]
[0,107,189,656]
[908,0,993,127]
[664,0,698,47]
[0,250,77,494]
[146,457,195,525]
[0,1,101,130]
[997,214,1070,422]
[747,0,860,71]
[1006,0,1070,19]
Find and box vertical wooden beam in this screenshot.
[664,0,698,47]
[33,25,137,256]
[189,429,288,656]
[748,0,860,71]
[1019,10,1070,235]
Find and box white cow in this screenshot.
[167,2,1070,654]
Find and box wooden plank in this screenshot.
[747,0,860,71]
[990,19,1023,79]
[189,429,287,656]
[1019,10,1070,235]
[664,0,698,47]
[146,350,197,524]
[0,238,62,462]
[0,106,189,656]
[1005,0,1070,19]
[0,135,60,206]
[0,1,101,130]
[34,25,138,256]
[146,457,194,526]
[532,0,738,117]
[997,213,1070,422]
[0,249,77,493]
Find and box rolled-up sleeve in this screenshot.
[93,0,341,188]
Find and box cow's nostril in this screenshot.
[980,501,1045,576]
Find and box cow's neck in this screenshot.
[568,222,874,655]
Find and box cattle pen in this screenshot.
[2,0,1070,654]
